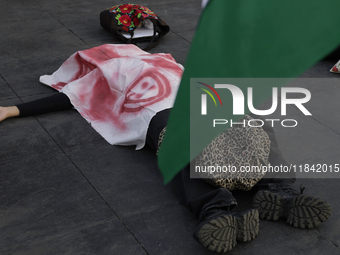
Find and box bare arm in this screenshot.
[0,106,20,122]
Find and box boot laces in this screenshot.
[299,184,305,194]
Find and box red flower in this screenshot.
[134,9,143,17]
[119,14,132,27]
[119,4,133,13]
[132,17,140,27]
[132,4,142,10]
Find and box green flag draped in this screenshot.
[158,0,340,183]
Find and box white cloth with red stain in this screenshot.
[40,44,183,149]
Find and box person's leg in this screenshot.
[0,93,73,122]
[0,106,20,122]
[146,110,259,253]
[17,93,73,117]
[249,114,332,228]
[170,165,259,253]
[170,165,237,220]
[253,180,332,228]
[146,109,239,219]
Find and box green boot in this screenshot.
[253,183,331,228]
[193,208,259,253]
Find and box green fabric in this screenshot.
[158,0,340,183]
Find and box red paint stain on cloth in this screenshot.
[40,44,182,148]
[121,70,171,113]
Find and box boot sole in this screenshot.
[235,208,259,242]
[197,209,259,253]
[253,190,332,228]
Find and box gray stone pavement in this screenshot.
[0,0,340,254]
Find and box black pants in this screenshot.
[17,93,294,222]
[146,104,295,221]
[17,93,74,117]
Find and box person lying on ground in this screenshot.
[0,44,332,253]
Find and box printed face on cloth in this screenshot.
[121,69,172,113]
[40,44,183,149]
